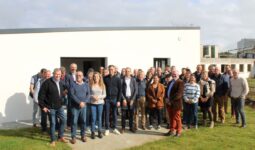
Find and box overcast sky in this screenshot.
[0,0,255,50]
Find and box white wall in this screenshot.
[0,29,200,124]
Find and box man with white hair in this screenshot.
[165,69,184,137]
[230,69,249,128]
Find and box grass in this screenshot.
[0,127,71,150]
[128,106,255,150]
[247,78,255,88]
[247,78,255,100]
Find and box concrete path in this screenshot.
[0,120,169,150]
[67,127,168,150]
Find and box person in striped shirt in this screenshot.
[183,74,200,129]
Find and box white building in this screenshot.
[0,27,200,124]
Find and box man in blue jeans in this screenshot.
[230,69,249,128]
[103,65,122,136]
[69,71,90,144]
[38,68,67,147]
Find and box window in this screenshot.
[154,58,170,71]
[239,64,244,72]
[203,46,209,57]
[211,46,215,58]
[221,64,225,73]
[248,64,252,72]
[231,64,236,69]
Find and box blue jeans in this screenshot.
[71,106,87,138]
[91,104,104,132]
[232,98,246,126]
[32,101,40,124]
[182,101,188,125]
[186,103,198,127]
[105,99,118,130]
[86,103,92,129]
[49,107,66,142]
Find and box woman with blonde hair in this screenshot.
[90,72,106,139]
[199,71,215,128]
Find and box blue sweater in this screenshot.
[70,82,90,108]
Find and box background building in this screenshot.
[0,27,200,124]
[200,44,255,78]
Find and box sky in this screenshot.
[0,0,255,51]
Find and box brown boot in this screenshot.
[210,121,214,128]
[81,136,87,142]
[70,138,76,144]
[58,137,68,143]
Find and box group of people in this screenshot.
[29,63,250,147]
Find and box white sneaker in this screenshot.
[148,125,153,130]
[86,128,91,134]
[156,125,161,130]
[113,129,121,135]
[105,130,110,136]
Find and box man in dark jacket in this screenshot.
[193,64,203,82]
[65,63,78,128]
[212,66,229,123]
[120,67,137,133]
[38,68,67,147]
[103,65,122,135]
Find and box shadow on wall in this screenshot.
[0,112,3,123]
[2,93,33,123]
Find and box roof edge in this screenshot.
[0,26,200,34]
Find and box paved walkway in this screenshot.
[67,127,168,150]
[0,120,169,150]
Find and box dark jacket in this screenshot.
[65,73,76,90]
[165,79,184,110]
[38,78,64,109]
[121,77,138,101]
[193,71,202,83]
[136,78,147,99]
[104,75,122,102]
[212,73,229,96]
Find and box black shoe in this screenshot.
[130,128,136,133]
[98,132,103,139]
[174,133,181,138]
[164,131,175,136]
[91,132,95,139]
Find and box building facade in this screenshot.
[200,44,255,78]
[0,27,200,124]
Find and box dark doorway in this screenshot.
[153,58,171,71]
[60,57,107,75]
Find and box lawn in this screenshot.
[0,127,71,150]
[128,105,255,150]
[247,78,255,100]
